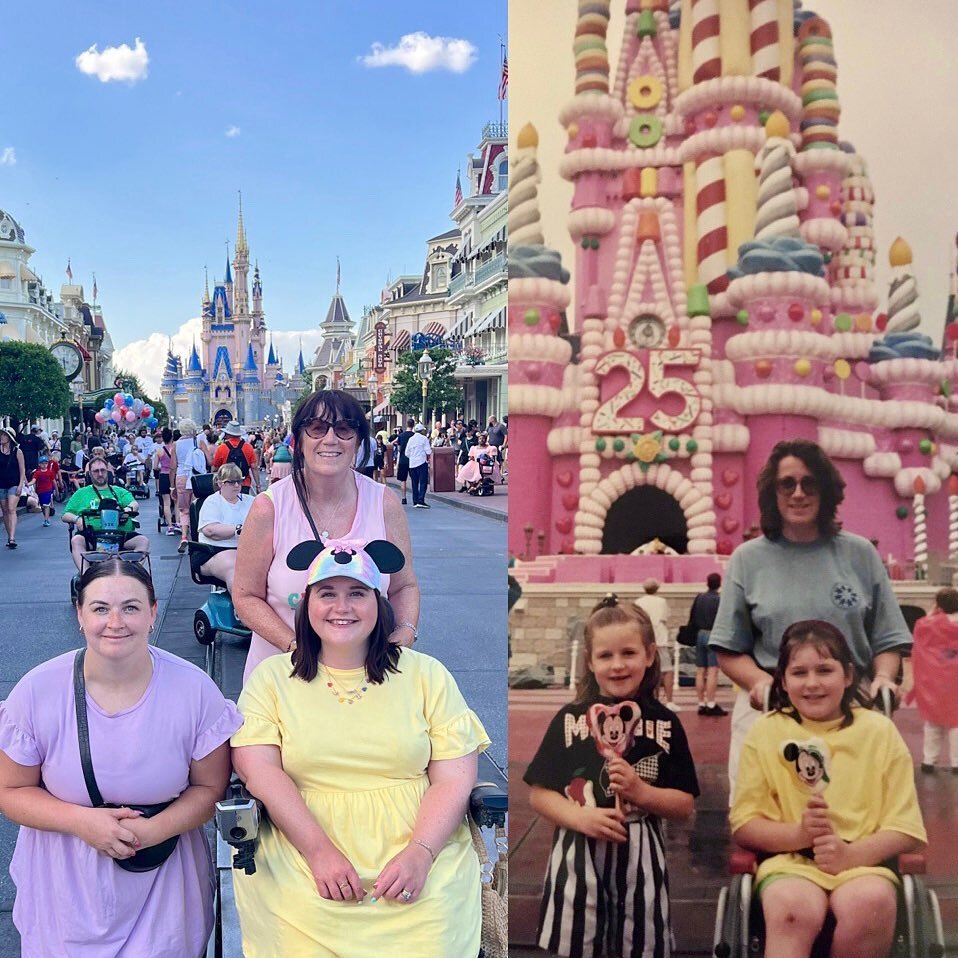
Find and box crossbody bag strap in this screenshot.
[73,649,104,808]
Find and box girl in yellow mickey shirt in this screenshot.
[730,620,926,958]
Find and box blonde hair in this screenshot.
[214,462,243,489]
[178,418,198,436]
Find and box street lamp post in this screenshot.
[417,350,434,427]
[367,372,378,422]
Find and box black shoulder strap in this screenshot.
[73,650,104,808]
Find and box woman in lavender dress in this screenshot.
[0,560,241,957]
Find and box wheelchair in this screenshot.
[714,688,944,958]
[186,474,252,676]
[67,499,151,604]
[712,848,944,958]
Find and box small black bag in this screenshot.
[73,650,179,872]
[676,623,698,647]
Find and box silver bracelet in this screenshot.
[399,621,418,641]
[412,838,436,861]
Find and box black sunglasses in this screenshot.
[302,418,358,441]
[776,476,819,496]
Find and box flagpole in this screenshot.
[499,37,504,127]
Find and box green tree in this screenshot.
[110,369,169,425]
[292,371,316,418]
[388,349,462,420]
[0,341,73,431]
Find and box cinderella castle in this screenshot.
[160,201,306,428]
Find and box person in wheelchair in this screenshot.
[230,538,490,957]
[729,620,926,958]
[61,459,150,570]
[196,463,255,592]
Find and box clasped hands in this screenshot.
[573,756,651,844]
[305,838,433,904]
[801,795,855,875]
[76,806,159,860]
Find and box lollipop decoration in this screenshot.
[587,701,641,811]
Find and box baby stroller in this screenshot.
[186,473,251,676]
[469,453,498,498]
[120,452,150,500]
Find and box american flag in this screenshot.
[92,274,98,301]
[454,171,463,206]
[498,57,508,100]
[65,258,72,281]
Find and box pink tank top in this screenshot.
[242,472,389,683]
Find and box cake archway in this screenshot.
[576,462,711,555]
[601,485,688,555]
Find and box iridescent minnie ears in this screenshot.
[286,538,406,575]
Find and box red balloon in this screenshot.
[667,326,681,347]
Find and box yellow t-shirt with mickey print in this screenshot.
[730,707,926,890]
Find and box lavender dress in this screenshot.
[0,647,242,957]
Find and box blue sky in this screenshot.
[1,1,506,391]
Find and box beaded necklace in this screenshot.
[320,663,369,704]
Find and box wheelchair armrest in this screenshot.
[469,781,507,829]
[729,849,758,875]
[898,852,926,875]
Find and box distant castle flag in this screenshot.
[454,171,463,206]
[65,258,72,281]
[498,57,508,100]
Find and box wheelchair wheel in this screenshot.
[194,610,216,646]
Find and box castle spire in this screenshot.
[225,242,232,285]
[203,266,210,303]
[236,191,248,255]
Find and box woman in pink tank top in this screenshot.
[233,392,421,684]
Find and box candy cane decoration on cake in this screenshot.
[886,237,921,334]
[948,476,958,560]
[754,111,801,240]
[690,0,721,84]
[748,0,780,81]
[913,476,927,575]
[695,152,729,293]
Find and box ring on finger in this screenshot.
[401,889,413,901]
[338,880,350,890]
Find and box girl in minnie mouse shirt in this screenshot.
[524,596,699,958]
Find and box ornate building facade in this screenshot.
[161,203,305,427]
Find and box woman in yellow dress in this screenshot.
[231,538,489,957]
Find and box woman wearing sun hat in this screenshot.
[231,538,488,956]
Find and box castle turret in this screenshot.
[233,195,249,317]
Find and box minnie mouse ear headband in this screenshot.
[286,538,405,592]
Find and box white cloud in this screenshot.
[360,32,476,74]
[113,317,325,397]
[0,148,15,166]
[225,126,241,138]
[75,37,149,84]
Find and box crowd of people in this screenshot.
[0,391,494,957]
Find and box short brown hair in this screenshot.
[935,588,958,614]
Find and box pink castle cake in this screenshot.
[508,0,958,584]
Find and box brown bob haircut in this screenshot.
[756,439,845,540]
[290,586,400,685]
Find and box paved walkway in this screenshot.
[509,684,958,956]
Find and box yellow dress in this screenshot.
[231,649,491,957]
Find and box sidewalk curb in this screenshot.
[385,479,507,523]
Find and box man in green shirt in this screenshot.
[62,459,150,570]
